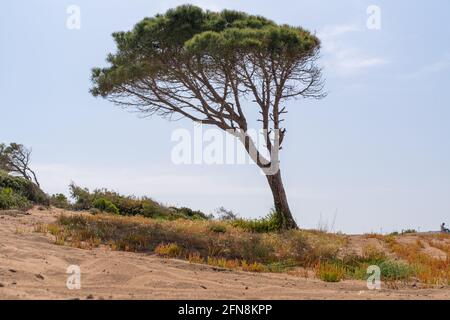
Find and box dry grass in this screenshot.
[364,233,386,241]
[384,235,450,285]
[155,243,183,258]
[315,261,346,282]
[38,213,345,270]
[34,212,450,285]
[187,252,204,264]
[425,237,450,255]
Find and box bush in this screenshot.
[172,207,209,220]
[232,210,282,233]
[208,222,227,233]
[401,229,417,235]
[0,170,48,206]
[92,198,120,215]
[69,183,93,210]
[69,183,209,220]
[379,260,414,281]
[0,187,32,210]
[50,193,70,209]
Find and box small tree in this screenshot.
[0,143,40,187]
[91,5,325,229]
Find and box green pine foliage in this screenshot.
[91,5,320,98]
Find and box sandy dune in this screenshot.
[0,209,449,300]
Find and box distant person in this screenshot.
[441,223,450,233]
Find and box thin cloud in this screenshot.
[332,48,388,72]
[318,24,389,76]
[317,24,360,39]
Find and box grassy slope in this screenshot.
[35,210,450,285]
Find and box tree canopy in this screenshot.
[91,5,323,135]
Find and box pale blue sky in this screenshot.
[1,0,449,233]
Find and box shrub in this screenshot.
[232,210,282,233]
[69,183,93,210]
[379,260,413,281]
[50,193,70,209]
[142,201,171,218]
[208,222,227,233]
[69,183,209,220]
[0,170,48,205]
[0,187,32,210]
[173,207,209,220]
[92,198,120,215]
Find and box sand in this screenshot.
[0,208,449,300]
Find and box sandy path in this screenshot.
[0,209,449,300]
